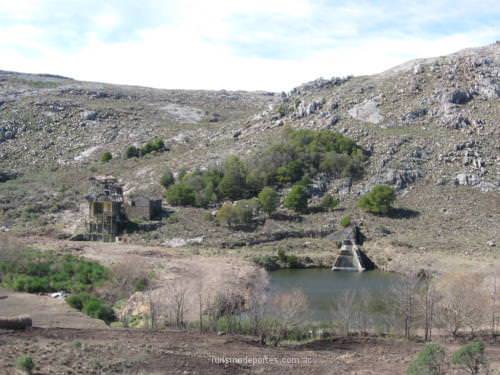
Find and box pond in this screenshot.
[268,268,400,321]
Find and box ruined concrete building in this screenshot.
[125,195,162,221]
[85,176,125,242]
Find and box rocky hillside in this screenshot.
[0,42,499,265]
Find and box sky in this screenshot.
[0,0,499,91]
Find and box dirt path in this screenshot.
[0,288,106,329]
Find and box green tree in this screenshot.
[358,185,396,215]
[452,341,487,375]
[160,168,175,189]
[321,194,339,211]
[216,202,253,228]
[218,156,248,200]
[284,185,308,213]
[165,183,196,206]
[258,187,279,216]
[407,343,446,375]
[100,151,112,163]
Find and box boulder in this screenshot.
[80,110,97,121]
[447,89,473,105]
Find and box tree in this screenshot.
[358,184,396,215]
[100,151,112,163]
[216,202,254,228]
[321,194,339,211]
[218,156,248,200]
[160,168,175,189]
[331,290,358,335]
[437,273,488,337]
[452,341,487,375]
[258,187,279,216]
[390,270,420,339]
[407,343,446,375]
[284,185,308,213]
[165,183,196,206]
[269,289,309,345]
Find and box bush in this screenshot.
[452,341,487,375]
[66,292,92,310]
[16,355,34,373]
[284,185,308,213]
[100,151,112,163]
[165,183,196,206]
[254,255,279,271]
[82,299,116,324]
[216,202,254,228]
[358,185,396,215]
[407,343,446,375]
[258,187,279,216]
[160,168,175,189]
[340,215,351,227]
[125,145,140,158]
[321,194,339,211]
[141,137,165,155]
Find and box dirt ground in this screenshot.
[1,327,500,375]
[0,288,106,329]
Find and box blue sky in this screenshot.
[0,0,499,91]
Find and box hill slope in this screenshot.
[0,43,499,269]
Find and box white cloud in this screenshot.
[0,0,499,91]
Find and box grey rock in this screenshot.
[447,89,474,105]
[80,110,97,121]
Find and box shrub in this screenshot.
[16,355,34,373]
[258,187,279,216]
[321,194,339,211]
[407,343,446,375]
[340,215,351,227]
[141,137,165,155]
[125,145,140,158]
[165,183,196,206]
[66,292,92,310]
[100,151,112,163]
[286,255,300,268]
[358,185,396,215]
[82,298,116,324]
[284,185,308,213]
[160,168,175,189]
[216,202,254,228]
[254,255,279,271]
[452,341,487,375]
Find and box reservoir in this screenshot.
[268,268,400,321]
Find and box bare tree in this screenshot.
[390,270,420,339]
[437,273,488,337]
[166,281,188,328]
[417,270,438,342]
[330,290,358,335]
[269,289,309,344]
[483,267,500,338]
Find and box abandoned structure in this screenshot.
[125,195,162,221]
[331,226,375,272]
[85,176,125,242]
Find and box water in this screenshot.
[268,268,400,321]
